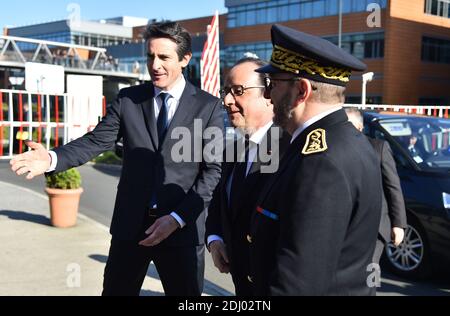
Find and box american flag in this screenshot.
[200,11,221,98]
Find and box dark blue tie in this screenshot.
[230,137,250,211]
[157,92,170,145]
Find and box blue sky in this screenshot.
[0,0,227,28]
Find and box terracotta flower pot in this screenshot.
[45,187,84,228]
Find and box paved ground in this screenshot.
[0,180,229,296]
[1,160,449,296]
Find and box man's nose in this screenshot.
[150,58,161,70]
[223,93,235,108]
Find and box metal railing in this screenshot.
[0,89,105,159]
[345,104,450,118]
[0,35,150,80]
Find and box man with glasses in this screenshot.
[247,24,383,295]
[206,57,289,296]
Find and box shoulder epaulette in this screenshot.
[302,129,328,155]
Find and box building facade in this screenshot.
[4,1,450,105]
[221,0,450,105]
[6,16,148,48]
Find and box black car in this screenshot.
[363,111,450,278]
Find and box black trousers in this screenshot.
[102,238,205,296]
[372,239,386,265]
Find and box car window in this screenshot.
[373,129,410,168]
[379,117,450,171]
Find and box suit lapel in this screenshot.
[140,86,158,150]
[161,82,198,148]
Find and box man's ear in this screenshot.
[295,79,313,103]
[181,53,192,68]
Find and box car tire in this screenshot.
[382,216,431,279]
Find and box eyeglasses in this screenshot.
[220,85,266,99]
[264,77,317,94]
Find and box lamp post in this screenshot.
[338,0,343,48]
[362,72,374,107]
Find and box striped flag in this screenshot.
[200,11,221,98]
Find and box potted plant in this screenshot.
[45,168,83,228]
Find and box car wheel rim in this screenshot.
[385,225,424,272]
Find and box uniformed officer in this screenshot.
[248,24,383,296]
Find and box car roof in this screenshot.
[362,110,449,122]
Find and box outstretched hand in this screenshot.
[10,141,51,180]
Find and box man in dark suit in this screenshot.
[10,22,224,296]
[345,108,407,265]
[248,24,382,295]
[205,58,288,296]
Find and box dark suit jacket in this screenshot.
[205,127,290,285]
[367,137,408,243]
[52,81,224,246]
[249,109,382,296]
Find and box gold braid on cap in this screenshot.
[271,45,352,83]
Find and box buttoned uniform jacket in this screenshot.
[206,127,290,294]
[248,109,382,296]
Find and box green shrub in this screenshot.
[46,168,82,189]
[93,151,122,165]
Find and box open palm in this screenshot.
[10,141,51,180]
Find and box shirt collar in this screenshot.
[291,106,342,144]
[249,121,274,145]
[153,76,186,101]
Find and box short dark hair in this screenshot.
[234,57,268,86]
[144,21,192,61]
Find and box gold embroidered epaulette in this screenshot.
[302,129,328,155]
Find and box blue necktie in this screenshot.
[157,92,170,145]
[230,137,250,211]
[150,93,170,208]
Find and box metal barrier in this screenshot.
[0,89,105,159]
[2,98,450,159]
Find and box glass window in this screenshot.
[353,41,364,59]
[353,0,366,12]
[300,1,313,19]
[228,13,236,28]
[312,0,326,17]
[267,6,278,23]
[422,36,450,64]
[342,0,352,13]
[327,0,339,15]
[279,3,290,21]
[289,2,301,19]
[246,9,256,25]
[237,11,246,27]
[256,8,267,24]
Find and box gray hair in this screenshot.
[308,79,346,104]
